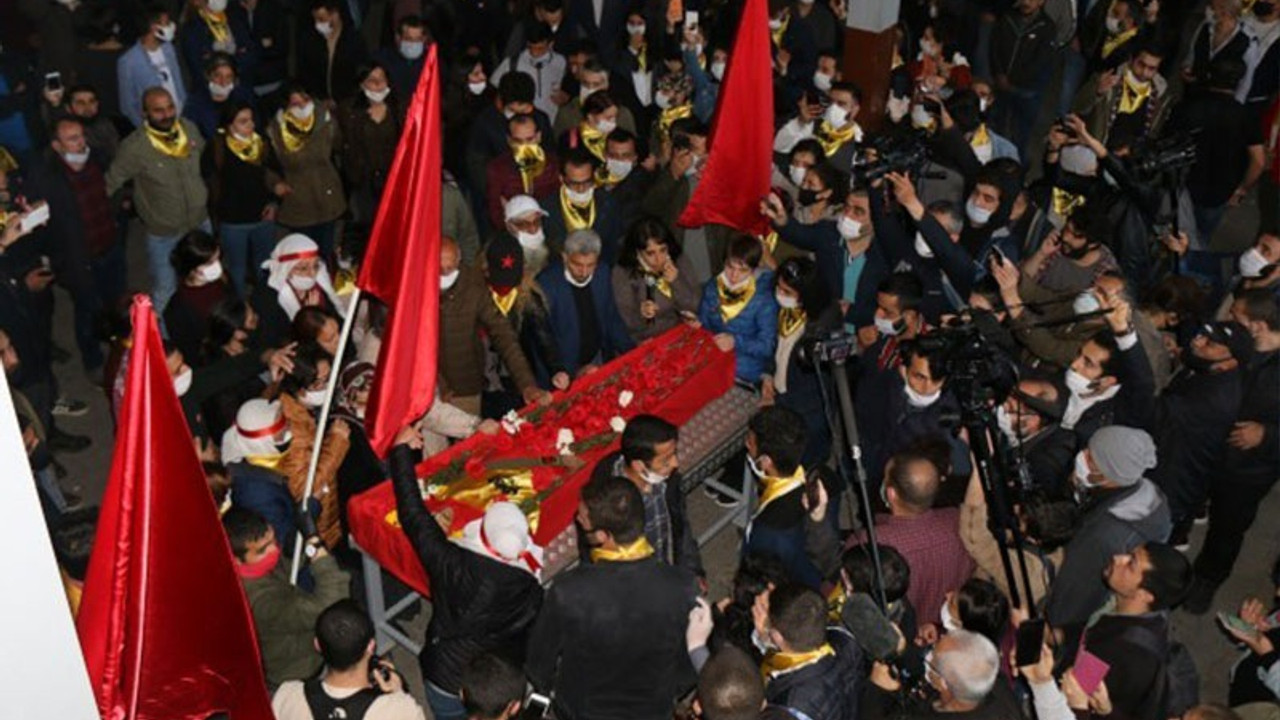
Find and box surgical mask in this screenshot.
[920,39,939,56]
[468,80,487,95]
[627,22,646,35]
[768,18,784,30]
[1073,290,1101,315]
[910,104,934,129]
[208,0,228,11]
[824,103,849,128]
[274,430,294,453]
[302,388,327,408]
[209,81,234,99]
[1105,16,1123,34]
[747,453,767,478]
[564,269,593,287]
[364,86,390,103]
[965,198,993,225]
[720,270,751,291]
[914,232,934,259]
[874,315,901,336]
[813,71,833,92]
[978,96,990,113]
[1073,451,1094,488]
[685,155,702,178]
[1239,247,1269,278]
[595,118,617,134]
[155,23,176,42]
[837,215,862,240]
[789,163,808,187]
[440,269,460,290]
[655,92,672,109]
[400,40,425,60]
[565,186,594,205]
[63,149,90,167]
[503,107,516,119]
[289,101,315,120]
[776,291,799,309]
[315,20,334,37]
[173,366,193,397]
[606,158,634,180]
[1065,368,1093,396]
[904,382,941,408]
[940,600,962,632]
[516,229,545,249]
[711,61,726,81]
[640,466,669,484]
[232,130,253,143]
[289,274,318,292]
[996,405,1020,443]
[198,262,224,283]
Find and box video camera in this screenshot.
[1131,131,1197,176]
[851,134,930,184]
[806,332,859,364]
[913,317,1017,416]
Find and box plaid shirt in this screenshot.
[63,160,115,257]
[613,456,673,564]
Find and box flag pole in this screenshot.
[291,287,363,584]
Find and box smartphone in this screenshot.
[1218,612,1259,636]
[521,693,551,720]
[1073,648,1111,696]
[1015,618,1047,668]
[20,203,51,233]
[685,10,699,27]
[991,245,1009,267]
[44,72,62,92]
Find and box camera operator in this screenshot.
[271,599,426,720]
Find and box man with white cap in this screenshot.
[252,233,344,347]
[1046,425,1172,636]
[502,194,551,276]
[387,423,544,720]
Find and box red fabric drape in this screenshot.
[677,0,774,236]
[77,296,273,720]
[358,45,444,457]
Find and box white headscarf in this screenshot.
[451,501,544,579]
[262,233,343,321]
[221,398,289,465]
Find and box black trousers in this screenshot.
[1193,474,1278,585]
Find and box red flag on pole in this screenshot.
[677,0,774,236]
[77,295,273,720]
[358,44,442,457]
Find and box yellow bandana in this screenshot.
[1118,70,1151,115]
[970,123,991,149]
[757,466,806,514]
[778,307,806,338]
[717,274,756,322]
[1101,26,1138,60]
[559,187,597,232]
[279,111,316,153]
[579,121,607,161]
[0,146,18,174]
[636,43,648,71]
[826,584,847,623]
[658,104,693,143]
[1051,186,1086,218]
[144,121,192,158]
[492,287,520,316]
[200,8,232,44]
[245,453,283,471]
[591,536,655,563]
[224,130,264,164]
[513,142,547,194]
[761,643,835,680]
[760,230,779,253]
[771,16,791,48]
[816,120,860,157]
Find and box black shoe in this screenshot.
[1169,519,1194,552]
[1181,577,1220,615]
[48,428,92,453]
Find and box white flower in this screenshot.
[610,416,627,433]
[618,389,634,408]
[556,428,576,455]
[501,410,527,435]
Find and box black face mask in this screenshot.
[797,188,821,206]
[1060,241,1093,260]
[1182,349,1219,373]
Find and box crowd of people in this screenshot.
[2,0,1280,718]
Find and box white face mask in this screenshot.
[837,215,863,240]
[364,86,390,103]
[904,381,942,408]
[640,466,669,484]
[440,269,460,290]
[209,81,234,99]
[289,274,318,292]
[289,101,315,120]
[208,0,228,11]
[468,80,487,95]
[920,39,939,56]
[516,229,545,249]
[301,387,327,408]
[711,61,727,81]
[775,291,799,309]
[1239,247,1269,278]
[1065,367,1093,396]
[627,22,646,36]
[1073,450,1095,489]
[565,186,594,205]
[719,270,751,291]
[173,366,193,397]
[1073,290,1101,315]
[232,129,254,142]
[874,315,900,336]
[606,158,634,180]
[198,261,224,283]
[400,40,425,60]
[824,103,850,128]
[768,18,784,30]
[153,22,176,42]
[63,148,90,167]
[789,163,808,187]
[965,198,993,225]
[746,453,767,478]
[564,268,593,287]
[595,118,617,134]
[996,405,1020,443]
[315,20,334,37]
[940,599,962,632]
[1105,15,1123,34]
[914,232,934,259]
[655,91,672,109]
[972,139,994,164]
[813,71,833,92]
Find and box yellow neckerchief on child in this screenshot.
[513,142,546,194]
[1118,70,1152,115]
[579,121,607,161]
[559,186,596,232]
[1101,25,1138,59]
[492,287,520,316]
[771,16,791,47]
[816,120,861,157]
[200,8,232,44]
[1051,186,1086,218]
[591,536,655,562]
[279,111,316,153]
[717,274,756,322]
[761,644,835,680]
[757,465,806,514]
[658,103,693,141]
[778,307,806,338]
[224,130,264,164]
[145,120,191,158]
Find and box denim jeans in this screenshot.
[146,218,212,316]
[425,681,468,720]
[219,220,278,296]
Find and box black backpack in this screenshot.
[1119,621,1200,719]
[302,678,383,720]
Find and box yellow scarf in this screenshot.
[579,121,607,161]
[760,230,779,253]
[279,111,316,153]
[717,274,756,322]
[145,121,191,158]
[1051,186,1086,218]
[778,307,806,338]
[200,8,232,44]
[0,146,18,174]
[1101,26,1138,60]
[658,104,693,142]
[635,43,648,71]
[816,120,860,157]
[826,584,847,623]
[761,644,835,680]
[591,536,655,563]
[970,123,991,149]
[771,16,790,48]
[560,187,597,232]
[757,466,806,513]
[492,287,520,316]
[513,142,547,194]
[245,453,284,471]
[1118,70,1151,115]
[224,130,264,164]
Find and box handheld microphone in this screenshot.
[644,275,657,325]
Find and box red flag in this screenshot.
[358,45,442,457]
[677,0,774,236]
[77,295,273,720]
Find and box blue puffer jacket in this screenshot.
[697,271,778,384]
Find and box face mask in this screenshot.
[1073,450,1094,489]
[289,101,315,120]
[640,466,669,484]
[789,163,808,187]
[797,188,820,207]
[400,40,425,60]
[768,18,784,30]
[364,86,391,103]
[837,215,863,240]
[199,261,224,283]
[874,315,901,336]
[824,103,850,127]
[155,23,176,42]
[595,118,617,134]
[1239,247,1269,278]
[301,387,327,408]
[63,149,90,167]
[1105,16,1123,34]
[965,198,993,225]
[720,270,751,291]
[996,405,1020,443]
[503,107,516,119]
[440,269,460,290]
[746,453,767,478]
[516,229,545,249]
[564,268,593,287]
[627,22,646,35]
[776,291,799,309]
[606,158,634,180]
[655,92,672,109]
[914,232,934,259]
[978,96,990,113]
[813,71,833,92]
[173,366,193,397]
[904,382,941,408]
[565,186,594,205]
[1073,290,1101,315]
[468,80,487,95]
[940,600,962,632]
[236,544,281,579]
[920,39,939,56]
[1065,368,1093,396]
[910,104,934,129]
[711,61,726,81]
[209,81,234,100]
[685,155,702,178]
[315,20,334,37]
[207,0,229,10]
[289,274,318,292]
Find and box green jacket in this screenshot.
[106,118,208,237]
[243,554,350,689]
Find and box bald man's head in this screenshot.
[142,87,177,131]
[440,237,460,274]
